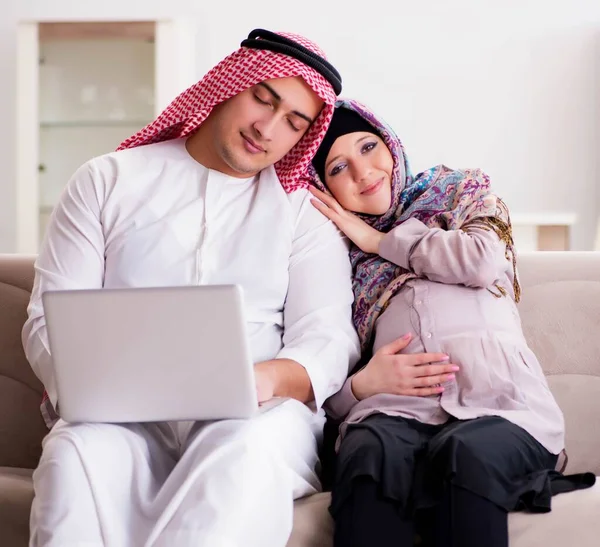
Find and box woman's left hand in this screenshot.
[309,186,384,254]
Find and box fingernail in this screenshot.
[447,374,455,380]
[402,333,412,339]
[437,387,445,392]
[451,366,460,371]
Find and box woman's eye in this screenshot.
[330,164,346,177]
[362,141,377,154]
[287,119,300,132]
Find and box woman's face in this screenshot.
[323,131,394,215]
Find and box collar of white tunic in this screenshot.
[169,137,260,187]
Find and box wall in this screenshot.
[2,0,599,251]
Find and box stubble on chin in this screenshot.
[220,141,262,177]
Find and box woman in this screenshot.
[309,100,594,547]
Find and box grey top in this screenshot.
[325,218,565,457]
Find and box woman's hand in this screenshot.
[351,334,459,400]
[309,186,384,254]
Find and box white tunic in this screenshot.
[23,138,360,547]
[23,138,360,416]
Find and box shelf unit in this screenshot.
[16,20,196,252]
[511,213,576,251]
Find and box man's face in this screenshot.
[207,76,324,177]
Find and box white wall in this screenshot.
[2,0,600,251]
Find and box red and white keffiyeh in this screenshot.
[117,32,338,193]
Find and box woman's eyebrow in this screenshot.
[326,136,375,168]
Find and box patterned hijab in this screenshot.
[310,99,519,352]
[118,29,340,193]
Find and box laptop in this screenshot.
[42,285,284,423]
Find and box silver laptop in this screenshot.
[42,285,281,423]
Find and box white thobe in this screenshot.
[22,138,360,547]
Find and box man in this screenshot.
[23,29,360,547]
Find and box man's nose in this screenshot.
[252,114,278,141]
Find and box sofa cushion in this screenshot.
[289,493,334,547]
[4,474,600,547]
[288,485,600,547]
[0,282,47,468]
[0,255,36,294]
[508,480,600,547]
[0,467,34,547]
[519,280,600,475]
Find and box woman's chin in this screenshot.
[359,207,387,216]
[359,191,393,216]
[359,201,389,216]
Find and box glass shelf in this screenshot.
[40,119,150,129]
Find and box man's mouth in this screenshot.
[241,133,265,154]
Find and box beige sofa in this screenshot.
[1,252,599,546]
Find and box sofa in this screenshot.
[1,252,599,546]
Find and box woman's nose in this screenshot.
[352,158,373,183]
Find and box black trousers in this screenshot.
[334,476,508,547]
[330,414,561,547]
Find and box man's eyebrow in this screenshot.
[291,110,315,124]
[258,82,281,102]
[257,82,315,124]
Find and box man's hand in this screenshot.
[351,333,459,400]
[254,362,277,403]
[254,359,314,404]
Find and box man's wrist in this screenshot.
[256,358,313,401]
[255,360,281,395]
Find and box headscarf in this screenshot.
[310,99,519,352]
[118,29,342,193]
